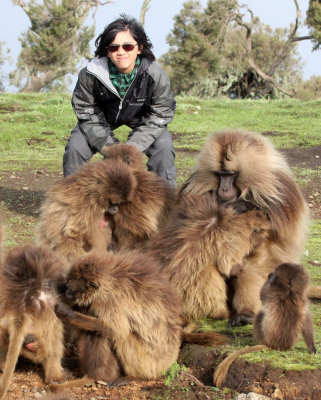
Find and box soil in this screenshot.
[0,143,320,400]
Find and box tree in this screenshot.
[0,42,11,93]
[306,0,321,50]
[11,0,112,92]
[160,0,304,98]
[139,0,152,26]
[160,0,238,94]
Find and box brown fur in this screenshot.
[147,193,271,321]
[0,220,4,269]
[213,263,316,387]
[50,250,227,391]
[0,245,69,399]
[179,129,309,323]
[101,144,177,250]
[36,158,137,261]
[101,143,145,170]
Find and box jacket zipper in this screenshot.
[87,66,139,125]
[114,69,139,124]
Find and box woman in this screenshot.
[63,14,176,186]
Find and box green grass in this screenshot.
[1,94,321,172]
[0,93,320,373]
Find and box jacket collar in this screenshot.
[87,56,152,89]
[87,57,114,90]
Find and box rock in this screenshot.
[236,393,272,400]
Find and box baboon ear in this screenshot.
[124,156,131,165]
[89,281,99,289]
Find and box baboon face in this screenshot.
[65,276,99,307]
[65,256,105,308]
[215,170,240,203]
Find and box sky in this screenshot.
[1,0,320,92]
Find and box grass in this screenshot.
[0,92,320,373]
[1,94,321,171]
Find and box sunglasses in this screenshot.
[107,43,138,53]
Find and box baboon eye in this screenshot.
[89,281,99,289]
[268,273,276,284]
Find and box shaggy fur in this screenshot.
[179,129,309,322]
[147,193,271,320]
[50,249,227,391]
[101,144,177,250]
[0,245,69,399]
[101,143,145,170]
[213,263,316,387]
[36,158,137,261]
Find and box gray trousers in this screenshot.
[63,126,176,186]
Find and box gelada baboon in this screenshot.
[179,129,310,325]
[36,158,137,261]
[0,245,69,399]
[101,142,145,170]
[147,193,271,321]
[213,263,316,388]
[50,250,227,391]
[100,143,177,250]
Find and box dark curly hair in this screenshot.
[94,14,155,61]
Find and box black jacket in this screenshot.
[71,56,176,153]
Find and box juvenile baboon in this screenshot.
[147,193,271,321]
[0,245,69,399]
[101,143,177,250]
[36,158,137,261]
[101,142,145,170]
[179,129,310,325]
[213,263,316,387]
[50,250,227,391]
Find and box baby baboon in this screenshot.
[36,158,137,261]
[147,193,271,321]
[101,142,145,170]
[0,245,69,399]
[179,129,310,325]
[50,250,226,391]
[213,263,316,387]
[101,143,177,250]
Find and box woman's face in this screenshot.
[107,30,142,74]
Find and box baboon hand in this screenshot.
[55,302,73,319]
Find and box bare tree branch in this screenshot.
[292,35,313,42]
[234,5,295,97]
[139,0,152,26]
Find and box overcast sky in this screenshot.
[1,0,320,92]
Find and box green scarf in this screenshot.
[108,57,141,98]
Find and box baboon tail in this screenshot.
[49,375,94,392]
[182,331,228,346]
[213,344,268,388]
[0,321,26,400]
[308,285,321,299]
